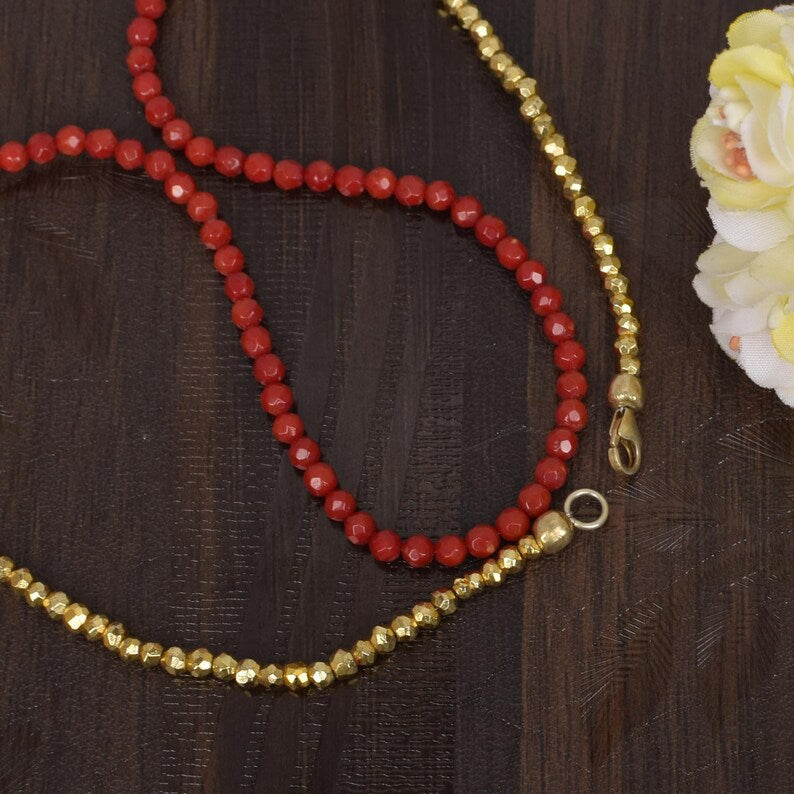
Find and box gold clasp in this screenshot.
[609,406,641,476]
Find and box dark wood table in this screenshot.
[1,1,790,791]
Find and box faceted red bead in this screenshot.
[517,483,552,517]
[26,133,56,165]
[335,165,366,197]
[556,399,588,432]
[252,353,285,384]
[240,325,272,358]
[114,139,145,170]
[126,46,156,75]
[213,245,245,275]
[162,119,193,150]
[164,172,195,204]
[289,437,321,470]
[369,529,401,561]
[545,427,578,460]
[185,136,215,167]
[215,146,245,178]
[144,96,175,128]
[55,125,85,156]
[0,142,28,172]
[474,215,506,248]
[495,506,530,541]
[556,370,588,400]
[199,219,232,250]
[272,412,303,444]
[401,535,435,568]
[515,259,546,292]
[144,149,175,181]
[132,71,162,103]
[231,298,264,330]
[425,180,456,211]
[554,340,586,371]
[365,167,397,199]
[224,272,255,302]
[395,175,426,206]
[324,490,356,522]
[273,159,303,190]
[535,457,568,491]
[531,285,563,316]
[260,383,294,415]
[345,511,377,545]
[495,237,528,270]
[84,129,117,159]
[303,463,338,497]
[187,191,218,223]
[543,312,575,344]
[435,535,467,567]
[466,524,500,559]
[244,152,275,184]
[135,0,166,19]
[303,160,334,192]
[127,16,158,47]
[451,195,483,228]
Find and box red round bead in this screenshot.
[144,149,175,181]
[289,437,321,470]
[394,175,425,206]
[132,71,162,103]
[324,490,356,522]
[186,191,218,223]
[303,160,335,192]
[535,457,568,491]
[114,139,145,170]
[240,325,272,358]
[26,133,56,165]
[55,125,85,156]
[554,340,586,371]
[214,245,245,275]
[0,141,28,172]
[531,285,563,316]
[185,136,215,167]
[466,524,500,559]
[345,512,377,545]
[244,152,275,184]
[556,370,588,400]
[303,463,338,497]
[495,506,530,541]
[424,180,456,211]
[556,399,588,432]
[231,298,264,330]
[224,272,255,302]
[515,259,547,292]
[199,218,232,250]
[215,146,245,178]
[369,529,401,561]
[260,383,294,416]
[135,0,166,19]
[84,129,117,159]
[144,96,175,128]
[126,46,156,76]
[365,167,397,199]
[162,119,193,150]
[495,237,527,270]
[474,215,506,248]
[545,427,578,460]
[401,535,435,568]
[543,312,575,344]
[252,353,285,384]
[127,16,158,47]
[518,483,552,517]
[435,535,467,567]
[164,172,195,204]
[451,195,483,228]
[335,165,366,197]
[273,159,303,190]
[272,412,303,444]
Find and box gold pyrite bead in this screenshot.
[532,511,574,554]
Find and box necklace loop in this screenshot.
[563,488,609,531]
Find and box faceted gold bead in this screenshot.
[430,589,457,616]
[8,568,32,596]
[258,663,284,689]
[533,510,574,554]
[452,577,475,599]
[532,113,555,138]
[161,646,187,676]
[604,273,629,294]
[187,648,214,678]
[562,174,585,199]
[391,615,418,642]
[62,603,90,633]
[412,602,440,629]
[489,51,514,76]
[43,591,70,620]
[520,95,546,121]
[0,556,14,582]
[477,35,503,60]
[616,313,640,335]
[456,4,481,29]
[24,581,48,608]
[582,215,605,240]
[102,622,125,651]
[501,64,526,92]
[118,637,141,662]
[612,294,634,316]
[615,334,639,357]
[211,652,238,682]
[468,18,492,42]
[620,355,641,376]
[482,560,505,586]
[517,535,543,559]
[497,546,525,574]
[542,133,566,160]
[82,613,109,641]
[572,195,596,219]
[598,255,622,276]
[283,662,310,692]
[308,661,335,689]
[235,658,260,689]
[468,571,486,593]
[139,642,164,668]
[443,0,466,11]
[370,625,397,654]
[329,649,358,679]
[515,76,537,99]
[351,640,377,667]
[553,155,577,178]
[592,233,615,257]
[608,372,644,410]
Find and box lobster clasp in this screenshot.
[609,406,641,476]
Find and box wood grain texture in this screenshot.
[0,1,791,792]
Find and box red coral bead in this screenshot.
[556,370,587,400]
[401,535,435,568]
[231,298,264,330]
[215,146,245,178]
[126,46,156,75]
[345,511,377,545]
[365,167,396,199]
[187,191,218,223]
[466,524,500,559]
[435,535,467,567]
[543,312,575,344]
[535,457,568,491]
[495,237,527,270]
[145,96,175,128]
[515,259,546,292]
[0,142,28,172]
[518,483,552,517]
[213,245,245,275]
[273,159,303,190]
[495,506,530,541]
[252,353,285,384]
[114,139,145,170]
[240,325,272,358]
[451,195,483,228]
[144,149,175,181]
[556,399,588,432]
[162,119,193,150]
[545,427,578,460]
[135,0,166,19]
[474,215,506,248]
[425,180,456,211]
[554,340,586,371]
[272,412,303,444]
[335,165,366,197]
[84,129,117,159]
[185,136,215,167]
[55,125,85,156]
[324,490,356,522]
[369,529,401,561]
[531,285,563,316]
[260,383,294,416]
[164,172,195,204]
[132,71,162,102]
[394,175,425,206]
[224,272,254,302]
[304,160,335,192]
[289,437,320,469]
[244,152,275,184]
[26,133,56,165]
[199,218,232,250]
[127,16,158,47]
[303,463,338,497]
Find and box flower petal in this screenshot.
[710,45,794,89]
[728,10,787,48]
[707,198,794,250]
[738,328,794,387]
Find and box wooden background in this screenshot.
[0,1,791,791]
